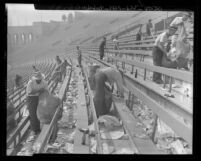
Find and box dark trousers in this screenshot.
[100,50,104,60]
[78,56,82,67]
[94,72,108,118]
[161,52,178,84]
[152,46,163,81]
[27,96,41,134]
[177,57,189,70]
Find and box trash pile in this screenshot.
[155,119,192,154]
[88,115,134,154]
[130,97,192,154]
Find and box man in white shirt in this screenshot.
[170,12,192,33]
[152,26,178,84]
[26,72,49,137]
[169,12,192,48]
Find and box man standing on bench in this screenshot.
[76,46,82,67]
[99,37,106,60]
[152,26,178,84]
[146,19,153,38]
[26,72,49,140]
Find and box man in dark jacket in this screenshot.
[146,19,153,37]
[15,74,22,89]
[99,37,106,60]
[136,24,143,41]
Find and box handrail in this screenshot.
[82,49,193,83]
[108,56,193,83]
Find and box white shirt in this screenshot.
[154,32,169,47]
[26,78,49,96]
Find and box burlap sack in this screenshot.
[88,65,100,90]
[37,90,61,124]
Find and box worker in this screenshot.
[93,66,125,117]
[26,71,49,140]
[152,26,178,84]
[99,37,107,60]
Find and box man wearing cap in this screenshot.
[26,71,49,137]
[55,55,62,65]
[99,37,107,60]
[152,26,178,84]
[169,12,192,48]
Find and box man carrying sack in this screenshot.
[26,72,49,139]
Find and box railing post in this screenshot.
[135,69,138,78]
[163,75,167,89]
[19,87,22,104]
[127,91,131,109]
[144,68,147,81]
[151,115,158,143]
[131,65,134,74]
[168,77,173,93]
[131,94,135,110]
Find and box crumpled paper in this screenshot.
[102,142,115,154]
[169,140,188,154]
